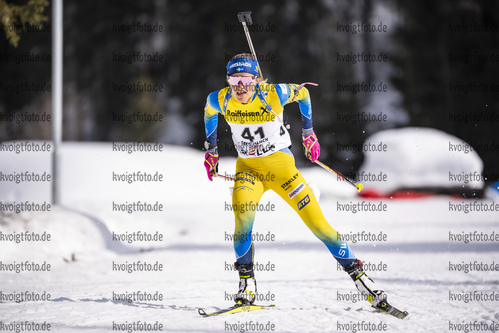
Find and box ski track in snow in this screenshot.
[0,142,498,332]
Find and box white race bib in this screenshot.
[229,120,291,158]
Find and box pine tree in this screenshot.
[0,0,49,47]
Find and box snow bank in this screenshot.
[358,127,484,195]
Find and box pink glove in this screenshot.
[204,152,219,181]
[303,132,320,162]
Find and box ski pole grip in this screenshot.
[237,11,253,25]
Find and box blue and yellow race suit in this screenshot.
[204,82,356,268]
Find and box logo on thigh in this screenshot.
[281,172,299,191]
[288,182,305,199]
[297,194,310,210]
[235,172,257,185]
[234,185,254,192]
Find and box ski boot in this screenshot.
[345,259,387,308]
[234,262,257,305]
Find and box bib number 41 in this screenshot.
[241,126,286,142]
[241,127,264,142]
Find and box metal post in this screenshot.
[51,0,62,205]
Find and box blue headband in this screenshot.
[226,57,259,76]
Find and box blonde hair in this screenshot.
[228,53,255,63]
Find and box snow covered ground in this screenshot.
[1,141,498,333]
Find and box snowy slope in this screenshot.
[358,127,485,194]
[0,141,498,333]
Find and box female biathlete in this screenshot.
[203,53,386,310]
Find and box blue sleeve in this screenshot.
[275,83,313,130]
[296,87,313,131]
[274,83,292,107]
[204,91,221,146]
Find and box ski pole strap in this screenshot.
[291,82,318,102]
